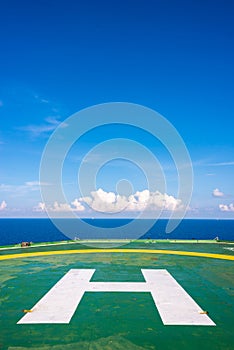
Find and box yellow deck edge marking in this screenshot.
[0,249,234,261]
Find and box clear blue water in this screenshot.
[0,219,233,245]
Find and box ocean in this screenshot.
[0,218,234,246]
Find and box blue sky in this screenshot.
[0,0,233,218]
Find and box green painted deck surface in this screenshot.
[0,241,234,349]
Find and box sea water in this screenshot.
[0,218,234,245]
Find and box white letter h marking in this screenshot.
[18,269,215,326]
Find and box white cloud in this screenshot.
[25,181,51,188]
[219,203,234,212]
[128,190,183,211]
[0,184,11,191]
[34,94,49,104]
[212,188,224,197]
[0,200,7,211]
[209,161,234,167]
[80,188,128,213]
[35,202,46,211]
[19,117,68,137]
[25,181,41,187]
[50,202,74,212]
[79,188,183,214]
[34,199,85,212]
[0,181,51,195]
[71,198,86,211]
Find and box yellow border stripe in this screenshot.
[0,249,234,261]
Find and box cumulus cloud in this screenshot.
[128,190,183,211]
[80,188,128,213]
[219,203,234,212]
[71,198,86,211]
[212,188,224,197]
[79,188,183,214]
[34,199,85,212]
[34,202,46,212]
[34,189,184,215]
[0,200,7,211]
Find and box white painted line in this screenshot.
[142,269,216,326]
[17,269,95,324]
[86,282,149,292]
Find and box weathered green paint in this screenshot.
[0,242,233,349]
